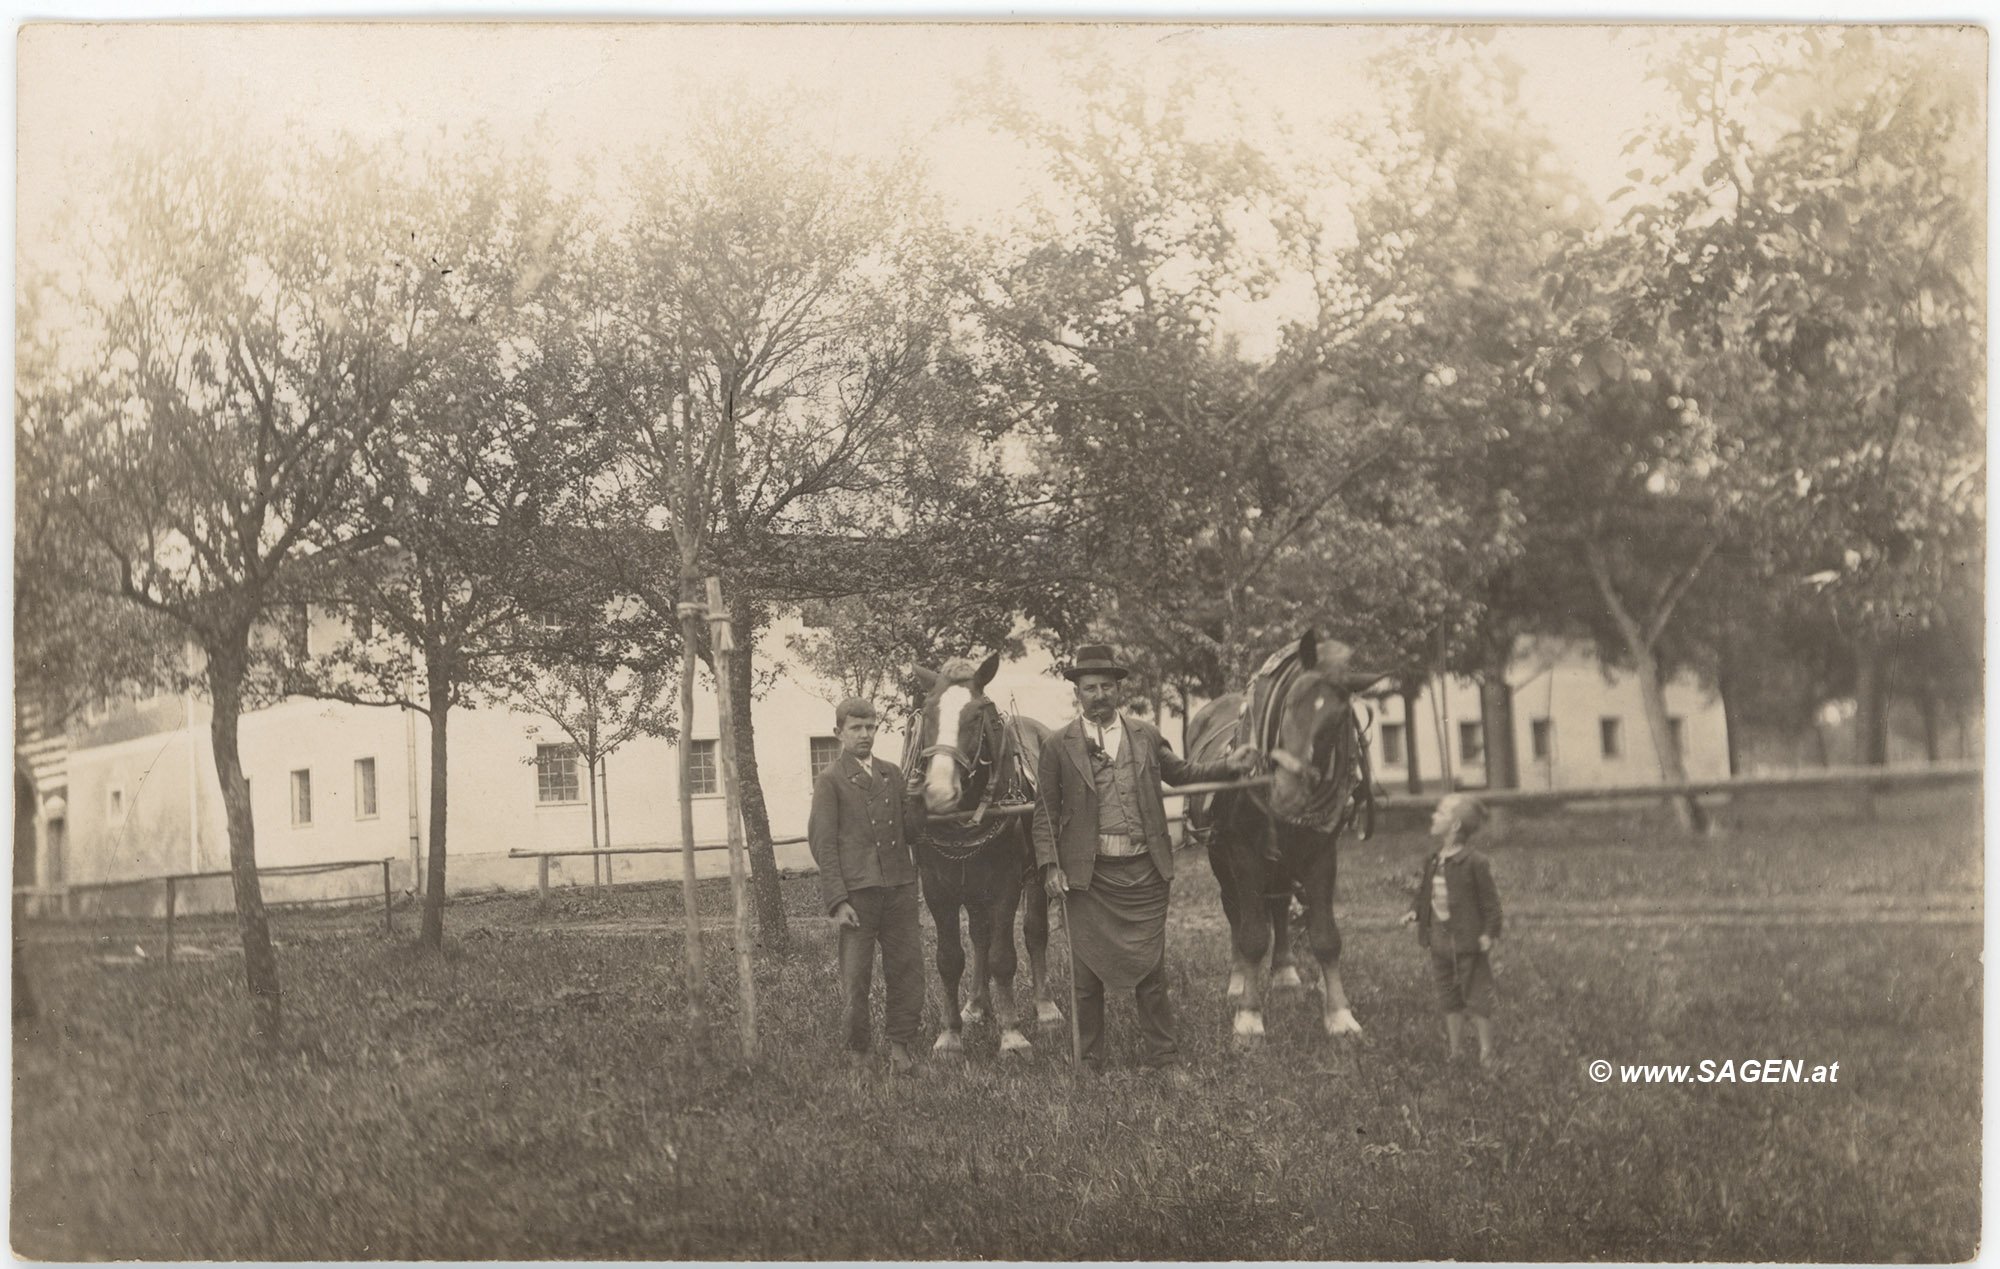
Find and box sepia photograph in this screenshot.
[9,12,1986,1262]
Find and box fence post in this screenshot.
[538,856,550,900]
[163,877,177,966]
[382,860,394,936]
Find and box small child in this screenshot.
[1401,793,1503,1065]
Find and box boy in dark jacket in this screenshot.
[807,698,922,1074]
[1401,793,1503,1065]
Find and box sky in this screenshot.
[16,23,1678,266]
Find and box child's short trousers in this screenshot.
[1429,949,1494,1016]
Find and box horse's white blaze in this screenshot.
[924,751,959,812]
[1232,1010,1266,1038]
[924,685,975,812]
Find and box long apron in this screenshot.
[1067,854,1168,991]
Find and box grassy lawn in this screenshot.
[12,791,1980,1260]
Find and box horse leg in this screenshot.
[989,874,1031,1055]
[928,890,968,1055]
[963,901,994,1027]
[1302,849,1361,1036]
[1269,888,1304,991]
[1021,871,1061,1028]
[1209,827,1250,1001]
[1230,858,1273,1043]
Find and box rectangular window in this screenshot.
[689,740,719,797]
[809,736,842,780]
[290,769,313,826]
[536,744,581,804]
[1668,716,1685,760]
[1378,722,1405,768]
[354,757,378,819]
[290,603,313,659]
[1600,717,1623,759]
[107,785,125,821]
[1530,719,1552,761]
[1458,721,1484,763]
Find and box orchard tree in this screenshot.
[284,146,618,950]
[16,128,465,1039]
[569,101,971,949]
[1628,27,1984,764]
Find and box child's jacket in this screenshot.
[1411,847,1503,954]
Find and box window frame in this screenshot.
[808,735,842,781]
[1457,720,1484,763]
[535,743,583,806]
[290,768,314,828]
[1600,717,1623,759]
[1378,722,1406,768]
[688,739,720,798]
[354,756,379,820]
[1530,718,1552,762]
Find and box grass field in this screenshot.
[12,789,1982,1261]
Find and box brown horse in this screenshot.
[908,653,1060,1056]
[1186,631,1383,1042]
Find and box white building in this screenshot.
[31,620,1729,914]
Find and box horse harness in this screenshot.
[906,697,1029,866]
[1237,641,1377,846]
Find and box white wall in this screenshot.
[60,625,1729,909]
[1370,642,1730,792]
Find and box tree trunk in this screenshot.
[207,639,283,1042]
[1401,681,1423,794]
[588,754,602,887]
[1631,649,1706,833]
[1583,541,1707,833]
[420,678,450,950]
[1853,642,1891,767]
[722,604,789,953]
[1478,641,1519,790]
[1716,654,1743,777]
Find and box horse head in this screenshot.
[1263,630,1387,826]
[912,651,1002,816]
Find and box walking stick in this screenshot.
[1057,882,1083,1070]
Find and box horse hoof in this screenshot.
[933,1031,964,1054]
[1232,1011,1266,1042]
[1325,1009,1363,1037]
[1226,971,1247,999]
[999,1030,1032,1054]
[1036,1002,1064,1027]
[961,1002,991,1026]
[1272,966,1304,991]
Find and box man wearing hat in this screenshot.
[807,697,922,1074]
[1032,645,1257,1075]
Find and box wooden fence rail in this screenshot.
[14,857,397,963]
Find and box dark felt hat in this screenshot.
[1063,644,1130,682]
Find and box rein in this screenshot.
[911,698,1017,863]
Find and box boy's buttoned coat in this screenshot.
[807,754,914,915]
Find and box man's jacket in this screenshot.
[807,754,914,914]
[1411,847,1503,954]
[1032,713,1236,889]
